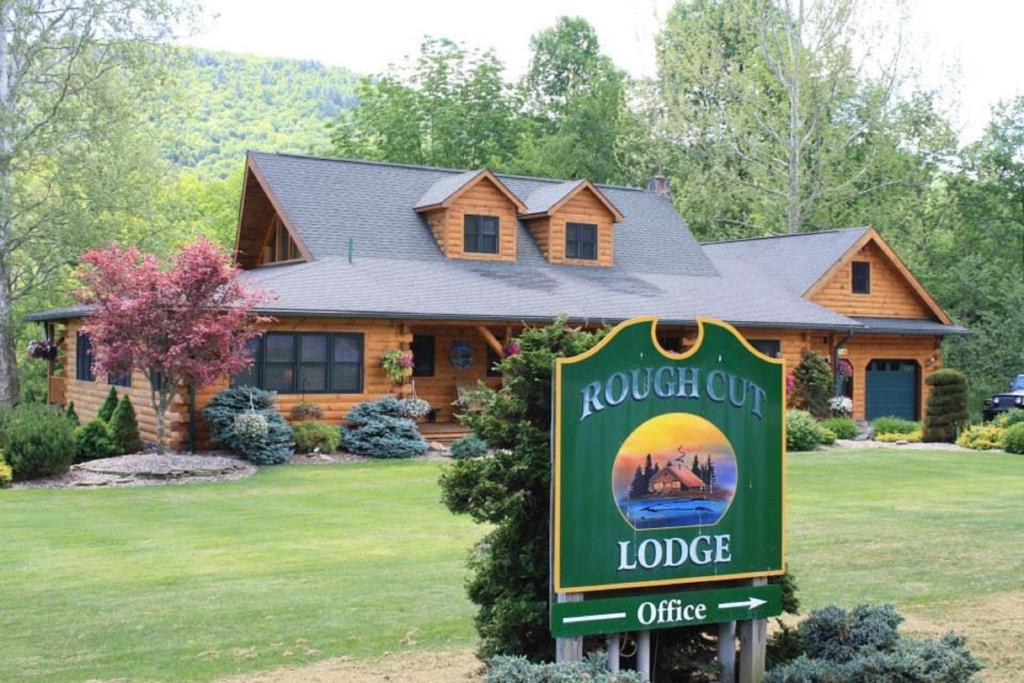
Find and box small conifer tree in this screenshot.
[923,369,969,442]
[110,395,143,454]
[793,352,833,418]
[97,387,119,423]
[65,401,79,425]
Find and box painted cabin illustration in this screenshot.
[648,465,707,496]
[28,152,966,450]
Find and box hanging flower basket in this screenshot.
[26,340,58,361]
[381,349,414,384]
[836,359,854,378]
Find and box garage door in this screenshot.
[866,360,919,421]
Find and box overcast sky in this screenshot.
[183,0,1024,142]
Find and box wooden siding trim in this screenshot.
[236,154,314,266]
[804,228,951,324]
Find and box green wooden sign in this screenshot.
[551,584,783,638]
[552,317,785,594]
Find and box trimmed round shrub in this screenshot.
[923,369,968,442]
[486,653,643,683]
[109,395,142,454]
[994,409,1024,428]
[74,419,118,463]
[1002,422,1024,454]
[6,406,75,480]
[821,416,857,440]
[97,386,119,423]
[450,433,489,459]
[793,352,833,418]
[203,386,294,465]
[871,416,919,436]
[292,420,340,453]
[818,427,836,446]
[787,409,827,451]
[342,396,426,459]
[289,401,324,422]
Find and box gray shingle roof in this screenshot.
[413,170,480,209]
[242,254,860,330]
[249,152,716,277]
[522,180,582,214]
[702,228,869,294]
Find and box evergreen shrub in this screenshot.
[485,653,643,683]
[793,352,832,418]
[74,419,118,462]
[97,386,119,422]
[923,369,969,442]
[821,416,857,439]
[766,604,981,682]
[450,433,489,459]
[0,403,14,446]
[1001,422,1024,454]
[956,423,1004,450]
[342,396,426,458]
[203,386,294,465]
[292,420,340,453]
[6,406,75,480]
[871,416,919,436]
[109,395,143,454]
[64,401,79,425]
[876,428,923,443]
[786,410,828,451]
[818,426,836,445]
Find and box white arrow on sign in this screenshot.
[717,597,767,610]
[562,611,627,625]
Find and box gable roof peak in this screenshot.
[413,168,527,213]
[520,178,625,222]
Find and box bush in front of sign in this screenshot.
[766,603,981,682]
[485,653,643,682]
[440,318,606,660]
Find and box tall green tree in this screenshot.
[327,37,519,170]
[0,0,193,404]
[655,0,908,238]
[514,16,634,184]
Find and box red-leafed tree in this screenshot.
[76,239,270,453]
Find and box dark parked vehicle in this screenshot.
[983,374,1024,421]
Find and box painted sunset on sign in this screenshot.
[612,413,737,530]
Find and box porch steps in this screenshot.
[419,422,472,447]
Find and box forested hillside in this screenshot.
[158,49,359,177]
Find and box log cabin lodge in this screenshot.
[28,152,966,450]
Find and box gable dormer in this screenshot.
[520,181,624,267]
[414,170,526,262]
[234,154,311,269]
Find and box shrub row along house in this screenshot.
[28,152,966,449]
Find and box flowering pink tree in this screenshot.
[76,239,270,453]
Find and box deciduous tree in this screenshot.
[76,238,268,452]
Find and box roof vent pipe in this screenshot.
[647,172,670,197]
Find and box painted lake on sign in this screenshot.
[618,497,731,528]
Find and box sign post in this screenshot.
[551,317,785,680]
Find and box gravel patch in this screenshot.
[13,453,256,489]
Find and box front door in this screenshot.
[865,360,919,421]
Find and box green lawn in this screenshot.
[1,450,1022,682]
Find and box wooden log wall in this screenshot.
[406,324,503,423]
[524,187,615,267]
[423,177,519,262]
[62,320,191,451]
[810,241,933,318]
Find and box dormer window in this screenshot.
[852,261,870,294]
[464,214,499,254]
[566,222,598,260]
